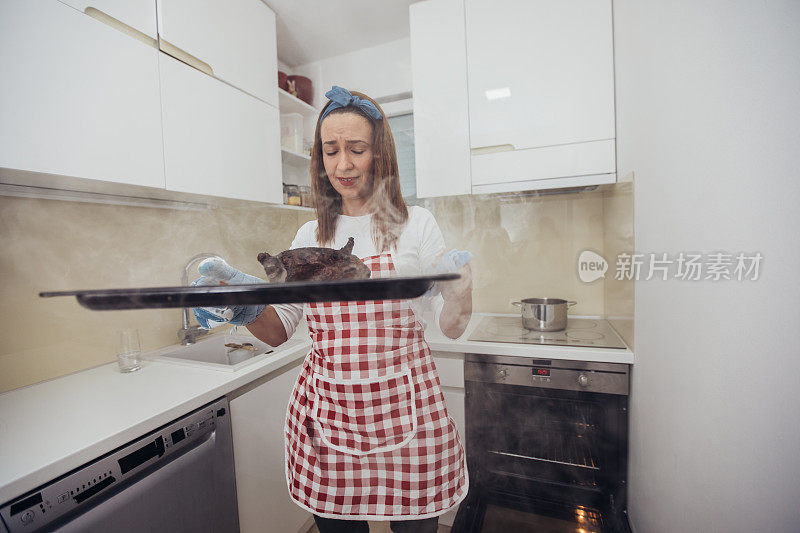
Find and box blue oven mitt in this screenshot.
[191,258,266,329]
[424,250,473,297]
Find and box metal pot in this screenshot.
[512,298,577,331]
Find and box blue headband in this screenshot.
[319,86,383,122]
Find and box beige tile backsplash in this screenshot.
[0,184,633,393]
[0,196,313,393]
[602,182,635,348]
[425,190,607,316]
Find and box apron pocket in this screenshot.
[312,369,417,456]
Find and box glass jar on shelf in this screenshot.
[280,113,303,153]
[284,184,301,206]
[298,185,313,207]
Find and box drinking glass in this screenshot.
[117,328,142,373]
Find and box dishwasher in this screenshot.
[0,397,239,533]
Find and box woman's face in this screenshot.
[320,112,374,206]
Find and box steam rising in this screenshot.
[363,176,408,256]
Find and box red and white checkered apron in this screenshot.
[284,253,468,520]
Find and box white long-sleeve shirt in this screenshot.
[272,206,447,339]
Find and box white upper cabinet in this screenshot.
[465,0,615,151]
[465,0,616,193]
[409,0,473,199]
[0,0,165,189]
[410,0,617,197]
[57,0,157,39]
[1,0,282,204]
[157,0,279,107]
[159,54,282,204]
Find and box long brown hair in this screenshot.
[310,90,408,253]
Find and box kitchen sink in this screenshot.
[150,333,307,372]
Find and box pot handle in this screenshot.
[512,301,522,307]
[567,301,578,308]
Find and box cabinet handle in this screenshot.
[158,38,214,77]
[84,7,157,48]
[471,144,515,156]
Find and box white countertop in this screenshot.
[0,338,310,505]
[425,313,633,364]
[0,313,631,505]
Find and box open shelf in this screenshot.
[277,203,314,212]
[278,88,315,215]
[278,88,317,116]
[281,148,311,166]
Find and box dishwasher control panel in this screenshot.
[0,399,227,533]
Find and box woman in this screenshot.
[194,87,471,533]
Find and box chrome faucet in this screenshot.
[178,252,225,345]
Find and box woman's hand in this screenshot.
[191,258,266,329]
[440,263,473,302]
[191,258,288,345]
[438,263,473,340]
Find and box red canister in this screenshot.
[287,75,313,105]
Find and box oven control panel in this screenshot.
[532,367,551,383]
[466,355,629,395]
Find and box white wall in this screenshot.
[614,1,800,531]
[292,37,412,108]
[277,59,292,73]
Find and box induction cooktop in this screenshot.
[468,316,628,349]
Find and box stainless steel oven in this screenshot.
[453,354,630,533]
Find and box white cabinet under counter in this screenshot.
[228,359,312,533]
[0,0,165,190]
[159,54,282,204]
[432,351,466,447]
[431,351,466,527]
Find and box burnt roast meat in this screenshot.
[257,237,371,283]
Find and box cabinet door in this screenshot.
[159,54,282,203]
[57,0,157,39]
[0,0,165,189]
[465,0,615,151]
[229,361,311,533]
[157,0,278,107]
[409,0,472,198]
[433,351,465,388]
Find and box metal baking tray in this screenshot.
[39,273,460,311]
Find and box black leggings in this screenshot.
[313,514,439,533]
